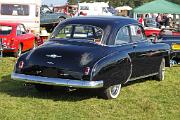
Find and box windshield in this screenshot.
[0,25,12,35]
[51,24,104,44]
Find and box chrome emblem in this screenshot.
[46,54,62,58]
[46,61,54,65]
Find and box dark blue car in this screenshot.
[158,28,180,64]
[11,16,170,99]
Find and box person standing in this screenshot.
[138,15,144,26]
[156,13,162,28]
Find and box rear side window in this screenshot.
[130,25,145,42]
[1,4,29,16]
[115,26,130,45]
[16,24,27,36]
[0,26,12,35]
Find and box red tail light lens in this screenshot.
[18,61,24,69]
[84,67,90,75]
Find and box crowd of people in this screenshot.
[138,13,173,29]
[156,13,171,28]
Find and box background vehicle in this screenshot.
[40,5,68,31]
[0,22,35,57]
[158,28,180,64]
[0,0,41,35]
[144,27,161,37]
[145,18,157,27]
[78,2,115,16]
[11,16,170,99]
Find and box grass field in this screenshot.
[0,57,180,120]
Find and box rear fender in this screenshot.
[91,52,132,87]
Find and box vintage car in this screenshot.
[145,18,157,28]
[158,28,180,63]
[0,22,35,57]
[11,16,170,99]
[40,5,69,31]
[144,27,161,37]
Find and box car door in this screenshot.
[15,25,23,51]
[113,26,135,82]
[20,24,34,50]
[129,25,161,79]
[16,24,32,51]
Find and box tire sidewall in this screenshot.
[158,58,165,81]
[102,84,122,99]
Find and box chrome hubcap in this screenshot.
[110,84,121,97]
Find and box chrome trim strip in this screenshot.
[128,73,158,82]
[11,73,103,88]
[3,48,15,50]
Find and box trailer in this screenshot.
[0,0,41,35]
[78,2,115,16]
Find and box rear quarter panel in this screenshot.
[91,51,132,87]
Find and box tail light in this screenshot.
[83,67,90,75]
[18,61,24,69]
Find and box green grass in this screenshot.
[0,57,180,120]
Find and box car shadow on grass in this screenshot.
[0,74,157,101]
[0,74,100,101]
[123,77,157,87]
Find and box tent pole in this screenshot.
[178,14,180,31]
[133,12,137,20]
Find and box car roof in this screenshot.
[0,22,21,27]
[63,16,137,28]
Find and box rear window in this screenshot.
[1,4,29,16]
[51,24,104,44]
[0,26,13,35]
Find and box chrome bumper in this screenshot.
[11,73,103,88]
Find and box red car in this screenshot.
[144,27,161,37]
[0,22,35,57]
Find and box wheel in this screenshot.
[155,58,165,81]
[14,44,22,57]
[100,84,121,99]
[34,84,53,92]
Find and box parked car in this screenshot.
[40,5,68,28]
[145,18,157,28]
[144,27,161,37]
[158,28,180,63]
[11,16,170,99]
[0,22,35,57]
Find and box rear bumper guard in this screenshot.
[11,72,103,88]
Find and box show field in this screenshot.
[0,57,179,120]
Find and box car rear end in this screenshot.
[0,24,17,53]
[11,40,112,88]
[160,35,180,63]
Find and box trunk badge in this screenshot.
[47,61,54,65]
[46,54,62,58]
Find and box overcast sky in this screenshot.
[42,0,67,5]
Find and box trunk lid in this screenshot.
[23,39,112,80]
